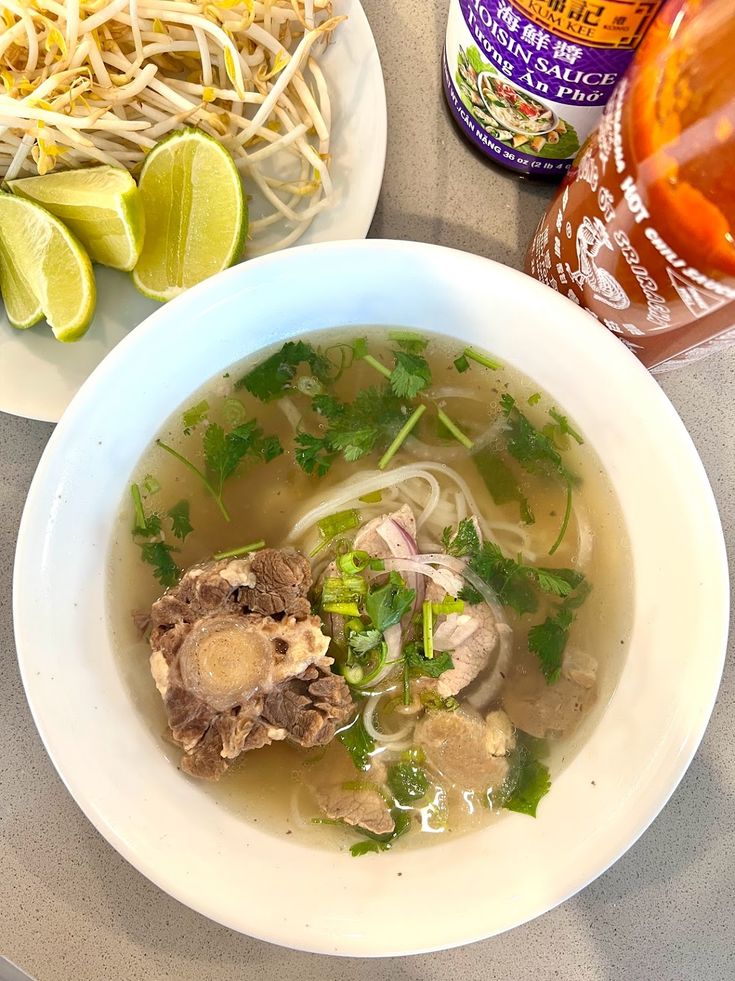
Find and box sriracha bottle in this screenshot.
[525,0,735,369]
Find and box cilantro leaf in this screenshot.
[236,341,332,401]
[204,420,283,493]
[503,748,551,818]
[528,582,591,682]
[529,567,585,598]
[365,572,416,632]
[441,517,480,557]
[387,762,429,804]
[338,716,374,771]
[528,609,573,683]
[501,394,573,482]
[404,642,454,678]
[348,629,383,657]
[140,541,181,588]
[548,408,583,445]
[388,330,428,354]
[349,840,382,857]
[167,500,193,541]
[294,432,336,477]
[474,448,534,525]
[464,541,539,616]
[419,690,460,711]
[296,386,408,476]
[390,351,431,398]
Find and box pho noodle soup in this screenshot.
[108,328,632,855]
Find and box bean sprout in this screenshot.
[0,1,341,256]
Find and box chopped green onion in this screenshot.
[463,347,503,371]
[528,392,542,406]
[323,602,361,617]
[337,549,371,575]
[348,643,388,689]
[213,540,265,560]
[344,618,365,637]
[437,408,474,450]
[422,600,434,660]
[453,354,469,373]
[130,483,146,533]
[378,404,427,470]
[142,474,160,496]
[362,353,392,380]
[223,396,247,428]
[296,375,324,397]
[182,399,209,432]
[322,576,367,605]
[369,557,386,571]
[431,598,465,615]
[318,508,361,540]
[359,490,383,504]
[548,480,573,556]
[342,664,364,685]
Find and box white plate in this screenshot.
[14,241,729,954]
[0,0,386,424]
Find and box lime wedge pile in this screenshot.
[133,128,247,302]
[0,193,96,341]
[0,128,248,343]
[10,165,145,272]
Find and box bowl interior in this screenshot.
[14,240,729,955]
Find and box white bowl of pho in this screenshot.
[14,240,729,954]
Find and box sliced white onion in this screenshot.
[433,613,480,652]
[381,558,463,597]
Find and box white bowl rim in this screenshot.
[13,239,730,956]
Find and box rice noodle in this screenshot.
[0,1,341,254]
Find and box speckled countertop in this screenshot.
[1,3,734,979]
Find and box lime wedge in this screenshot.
[9,165,144,272]
[0,193,96,341]
[132,128,247,302]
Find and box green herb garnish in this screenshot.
[182,399,209,434]
[437,408,474,450]
[387,762,429,805]
[296,386,408,475]
[167,500,193,541]
[473,448,534,525]
[338,716,375,771]
[378,403,426,470]
[502,746,551,818]
[236,340,332,401]
[365,571,416,632]
[311,508,361,555]
[388,330,429,354]
[130,483,181,587]
[390,351,431,399]
[404,643,454,679]
[454,347,503,372]
[528,581,591,683]
[349,809,411,856]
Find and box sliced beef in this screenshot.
[314,784,395,836]
[148,547,353,780]
[414,707,515,793]
[502,647,598,739]
[433,603,499,698]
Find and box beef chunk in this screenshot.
[239,548,312,618]
[263,664,354,746]
[414,707,514,793]
[148,547,353,780]
[314,784,395,836]
[502,648,597,739]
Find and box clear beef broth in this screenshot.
[108,328,632,852]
